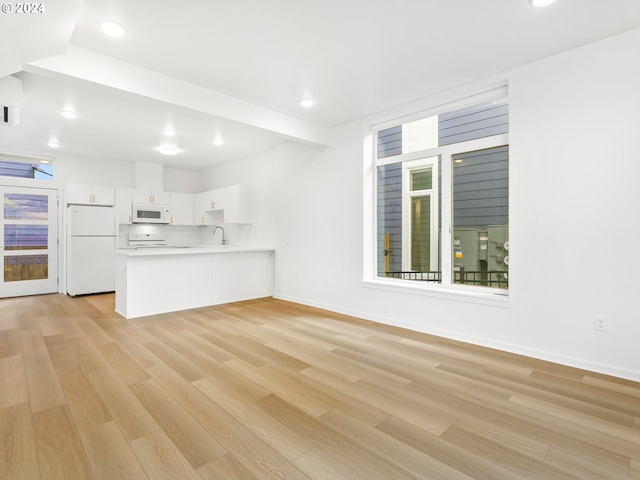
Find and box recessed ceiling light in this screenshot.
[529,0,556,6]
[159,146,178,156]
[101,20,127,37]
[213,138,224,146]
[47,141,59,148]
[60,110,78,119]
[300,98,315,108]
[163,128,176,136]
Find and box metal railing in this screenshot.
[385,271,441,282]
[385,270,508,289]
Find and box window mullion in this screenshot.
[440,152,453,287]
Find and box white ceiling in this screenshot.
[1,0,640,170]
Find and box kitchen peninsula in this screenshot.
[115,246,275,319]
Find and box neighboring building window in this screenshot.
[374,93,509,291]
[0,155,54,181]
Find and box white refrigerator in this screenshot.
[66,205,117,296]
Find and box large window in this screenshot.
[373,91,509,292]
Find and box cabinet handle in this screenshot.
[210,201,215,209]
[150,194,154,203]
[129,215,132,224]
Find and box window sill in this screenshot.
[362,277,510,308]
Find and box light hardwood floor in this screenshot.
[0,293,638,479]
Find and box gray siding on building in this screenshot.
[452,146,508,227]
[0,160,35,179]
[377,126,402,159]
[377,163,403,274]
[439,98,508,146]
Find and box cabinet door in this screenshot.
[65,184,114,206]
[194,191,218,225]
[170,193,194,225]
[65,184,92,205]
[91,185,115,206]
[194,192,207,225]
[152,191,171,205]
[131,189,170,205]
[131,189,152,204]
[193,186,252,224]
[115,188,133,224]
[213,185,251,223]
[224,184,252,223]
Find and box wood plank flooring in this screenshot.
[0,293,638,479]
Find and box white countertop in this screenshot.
[115,245,275,256]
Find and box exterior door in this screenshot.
[0,187,59,298]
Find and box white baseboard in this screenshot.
[274,294,640,383]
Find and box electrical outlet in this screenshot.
[594,315,607,331]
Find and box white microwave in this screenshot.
[132,203,171,224]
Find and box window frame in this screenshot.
[0,153,55,184]
[401,156,439,272]
[363,85,510,305]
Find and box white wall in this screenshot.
[164,166,205,193]
[53,154,204,193]
[55,153,133,188]
[203,149,280,246]
[206,28,640,381]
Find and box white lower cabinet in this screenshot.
[115,248,274,319]
[116,252,212,318]
[210,251,274,304]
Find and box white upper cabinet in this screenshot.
[219,184,252,223]
[194,191,221,225]
[194,185,251,225]
[115,188,133,224]
[131,189,171,205]
[169,193,194,225]
[71,184,250,226]
[65,183,115,206]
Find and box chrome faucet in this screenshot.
[212,225,227,245]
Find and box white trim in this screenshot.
[0,152,56,164]
[369,83,508,132]
[1,186,60,297]
[366,84,510,297]
[0,151,56,185]
[401,157,439,271]
[362,277,509,307]
[375,133,509,167]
